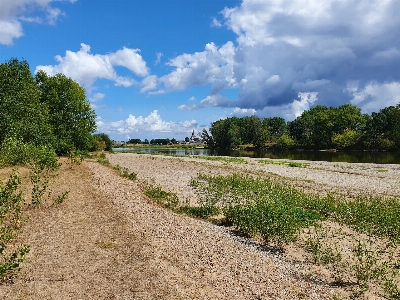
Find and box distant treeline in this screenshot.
[201,104,400,150]
[127,138,180,145]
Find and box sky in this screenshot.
[1,0,400,141]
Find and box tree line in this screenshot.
[201,104,400,150]
[0,59,111,158]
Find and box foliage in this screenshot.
[142,180,179,209]
[35,71,97,155]
[113,165,137,181]
[127,138,142,144]
[93,133,113,151]
[331,128,359,149]
[189,173,400,243]
[189,155,248,164]
[0,59,53,147]
[28,146,60,205]
[276,134,296,149]
[0,171,30,281]
[287,104,367,149]
[150,138,171,145]
[258,159,309,168]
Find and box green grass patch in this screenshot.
[190,173,400,244]
[188,156,248,164]
[142,181,179,209]
[377,169,388,173]
[258,159,310,168]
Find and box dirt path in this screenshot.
[0,157,335,299]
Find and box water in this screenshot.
[113,147,400,164]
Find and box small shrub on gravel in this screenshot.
[142,181,179,209]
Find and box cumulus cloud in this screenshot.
[178,94,236,111]
[350,82,400,114]
[158,41,236,94]
[168,0,400,118]
[0,0,73,45]
[35,43,149,88]
[96,110,199,139]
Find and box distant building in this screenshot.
[189,130,202,144]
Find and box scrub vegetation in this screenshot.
[139,166,400,299]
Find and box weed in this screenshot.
[96,241,117,249]
[114,165,137,181]
[142,180,179,209]
[258,159,309,168]
[190,156,248,164]
[177,206,220,219]
[377,169,388,173]
[67,149,85,167]
[54,190,70,204]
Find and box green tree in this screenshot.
[0,59,53,146]
[332,128,359,149]
[93,133,113,151]
[35,71,97,155]
[263,117,287,143]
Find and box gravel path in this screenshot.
[1,153,398,299]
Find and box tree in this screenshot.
[185,137,190,143]
[93,133,113,151]
[263,117,287,143]
[171,138,177,144]
[0,59,53,146]
[35,71,97,154]
[200,128,215,148]
[332,128,359,149]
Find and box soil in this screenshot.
[0,153,399,299]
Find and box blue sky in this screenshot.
[1,0,400,141]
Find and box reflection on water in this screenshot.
[113,147,400,164]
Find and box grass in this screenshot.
[190,173,400,243]
[186,172,400,298]
[141,180,179,210]
[377,169,388,173]
[188,156,248,164]
[258,159,310,168]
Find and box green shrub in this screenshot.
[0,171,30,281]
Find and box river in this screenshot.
[113,147,400,164]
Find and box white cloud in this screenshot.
[0,0,73,45]
[91,92,105,102]
[141,75,158,93]
[96,110,199,139]
[159,41,236,94]
[108,47,149,77]
[178,94,236,111]
[256,92,319,121]
[155,52,163,65]
[0,20,23,45]
[158,0,400,116]
[211,17,222,28]
[35,43,149,88]
[231,107,256,117]
[350,82,400,114]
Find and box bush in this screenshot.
[93,133,113,151]
[0,171,30,281]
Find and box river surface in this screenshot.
[113,147,400,164]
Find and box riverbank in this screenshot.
[1,154,399,299]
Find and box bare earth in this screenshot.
[1,153,399,299]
